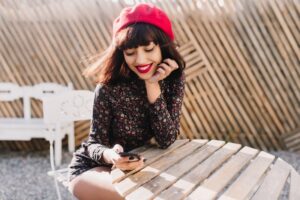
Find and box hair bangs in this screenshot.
[115,23,159,50]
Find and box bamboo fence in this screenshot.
[0,0,299,151]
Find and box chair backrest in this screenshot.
[29,83,73,100]
[0,83,22,101]
[43,90,94,124]
[0,82,73,119]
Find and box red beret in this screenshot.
[113,3,174,41]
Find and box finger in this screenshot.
[163,59,179,70]
[149,67,165,82]
[156,68,166,76]
[159,63,172,74]
[112,144,124,153]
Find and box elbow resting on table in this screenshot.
[155,131,178,149]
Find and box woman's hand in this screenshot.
[113,156,144,171]
[103,144,144,171]
[147,58,179,83]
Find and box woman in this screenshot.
[68,3,186,200]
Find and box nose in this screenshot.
[135,51,147,65]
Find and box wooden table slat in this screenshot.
[115,140,207,196]
[111,139,189,183]
[154,142,242,200]
[219,151,275,200]
[187,146,259,200]
[126,140,225,200]
[289,169,300,200]
[251,158,290,200]
[112,140,300,200]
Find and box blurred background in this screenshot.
[0,0,299,199]
[0,0,299,153]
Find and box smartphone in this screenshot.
[119,152,141,162]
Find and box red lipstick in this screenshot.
[136,63,152,74]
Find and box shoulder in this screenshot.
[166,71,185,90]
[94,82,129,99]
[94,84,110,97]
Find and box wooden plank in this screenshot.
[184,83,215,138]
[201,0,272,149]
[223,0,293,142]
[184,6,260,149]
[212,0,286,136]
[219,151,275,200]
[154,142,241,200]
[113,140,207,197]
[243,0,298,128]
[42,2,91,89]
[126,140,224,200]
[194,76,236,139]
[186,146,259,199]
[188,79,224,140]
[259,0,300,109]
[74,0,103,49]
[229,0,290,147]
[160,0,189,44]
[251,158,290,200]
[111,139,189,183]
[181,103,203,139]
[24,4,72,83]
[289,169,300,200]
[181,96,206,138]
[283,128,300,150]
[273,0,300,74]
[177,1,243,139]
[270,0,300,82]
[207,0,282,149]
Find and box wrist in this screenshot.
[145,80,159,87]
[145,81,161,104]
[103,149,113,164]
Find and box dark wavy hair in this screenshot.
[83,23,185,85]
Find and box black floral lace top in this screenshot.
[68,73,185,181]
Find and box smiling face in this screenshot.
[123,42,163,80]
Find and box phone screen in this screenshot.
[119,152,141,162]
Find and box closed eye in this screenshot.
[124,51,135,56]
[145,47,154,52]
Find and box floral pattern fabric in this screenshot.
[68,73,185,181]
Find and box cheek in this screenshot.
[153,49,163,63]
[124,56,131,65]
[124,58,136,72]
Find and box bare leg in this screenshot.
[69,167,124,200]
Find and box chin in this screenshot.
[137,75,151,80]
[136,72,155,80]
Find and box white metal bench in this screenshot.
[0,82,73,166]
[43,90,94,200]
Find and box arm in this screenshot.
[148,73,185,148]
[82,85,113,164]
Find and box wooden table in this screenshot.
[112,139,300,200]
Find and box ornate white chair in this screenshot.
[43,90,94,165]
[43,89,94,200]
[0,82,73,163]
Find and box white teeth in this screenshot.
[139,65,149,70]
[137,64,151,70]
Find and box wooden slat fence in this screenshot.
[0,0,299,151]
